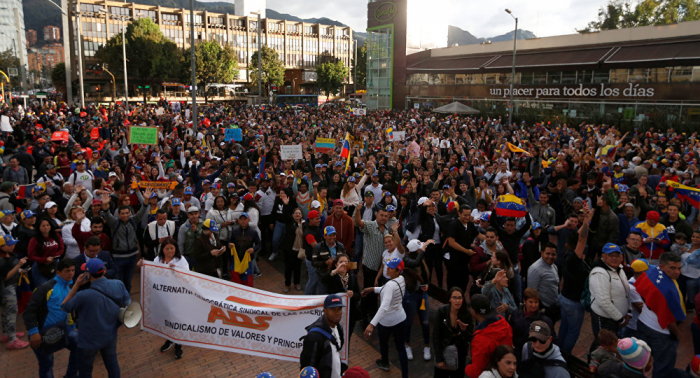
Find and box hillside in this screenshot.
[448,25,537,47]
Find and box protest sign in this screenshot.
[90,128,100,140]
[171,102,181,113]
[156,107,165,116]
[393,131,406,141]
[51,131,70,143]
[140,261,349,362]
[225,128,242,142]
[131,181,178,190]
[280,145,303,160]
[0,115,11,132]
[129,126,158,145]
[353,108,366,116]
[314,138,335,154]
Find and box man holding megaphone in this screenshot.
[61,258,131,378]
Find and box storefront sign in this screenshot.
[303,71,317,82]
[489,83,655,99]
[375,2,397,23]
[140,262,349,362]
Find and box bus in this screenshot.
[275,95,319,107]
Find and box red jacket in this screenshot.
[469,246,490,276]
[323,212,355,256]
[72,221,112,253]
[28,236,65,264]
[465,315,513,378]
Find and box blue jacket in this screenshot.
[23,275,75,336]
[61,277,131,350]
[617,214,639,246]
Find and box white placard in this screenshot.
[156,107,164,115]
[393,131,406,141]
[0,116,12,132]
[140,262,349,363]
[280,145,303,160]
[353,108,366,116]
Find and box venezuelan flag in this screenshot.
[17,182,47,200]
[631,221,669,260]
[634,265,686,329]
[343,133,355,173]
[495,194,527,218]
[666,181,700,209]
[600,145,617,158]
[340,133,352,159]
[387,127,393,140]
[507,142,530,155]
[258,154,266,177]
[16,271,32,314]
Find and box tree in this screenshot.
[182,41,239,102]
[351,44,367,88]
[249,45,285,96]
[316,60,348,97]
[0,48,20,90]
[96,18,182,101]
[578,0,700,32]
[50,63,66,96]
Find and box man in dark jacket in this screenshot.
[300,294,347,378]
[74,236,115,281]
[23,258,80,378]
[304,211,323,295]
[311,226,347,295]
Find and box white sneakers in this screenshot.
[423,346,432,361]
[405,345,414,361]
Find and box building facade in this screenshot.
[43,25,62,42]
[403,21,700,128]
[69,0,353,98]
[0,0,28,90]
[28,44,65,72]
[26,30,38,47]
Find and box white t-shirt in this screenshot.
[154,256,190,270]
[681,251,700,279]
[330,326,342,378]
[371,276,407,327]
[381,248,405,279]
[638,302,669,334]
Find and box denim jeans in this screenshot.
[32,262,52,287]
[557,294,585,354]
[112,255,137,293]
[353,233,363,264]
[637,320,678,378]
[377,322,409,378]
[184,255,196,270]
[304,259,321,295]
[79,337,120,378]
[33,330,80,378]
[685,276,700,309]
[511,266,523,304]
[687,207,698,226]
[402,290,430,346]
[271,221,286,256]
[1,285,18,339]
[692,322,700,355]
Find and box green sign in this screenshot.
[130,126,158,145]
[375,2,397,23]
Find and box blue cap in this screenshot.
[324,226,336,235]
[335,161,343,167]
[315,164,322,169]
[386,258,404,270]
[202,179,211,185]
[203,219,218,232]
[239,212,249,219]
[323,294,346,308]
[443,184,451,189]
[386,205,396,212]
[299,366,319,378]
[372,173,379,177]
[149,192,158,199]
[184,187,193,195]
[402,169,409,173]
[602,243,622,254]
[171,198,182,206]
[532,222,542,230]
[256,373,275,378]
[255,173,261,180]
[20,210,36,220]
[348,176,356,183]
[227,182,235,188]
[0,235,18,247]
[0,210,13,217]
[82,258,105,275]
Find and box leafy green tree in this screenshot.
[578,0,700,32]
[182,41,239,102]
[96,18,182,101]
[249,45,284,96]
[316,60,348,97]
[50,63,66,97]
[0,48,20,90]
[351,44,367,88]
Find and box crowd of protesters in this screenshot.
[0,98,699,378]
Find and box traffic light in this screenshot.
[94,85,101,92]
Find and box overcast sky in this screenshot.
[219,0,612,38]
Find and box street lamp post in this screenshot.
[353,38,357,97]
[190,0,197,127]
[76,11,85,108]
[251,11,262,104]
[505,9,518,128]
[40,0,72,104]
[99,10,129,108]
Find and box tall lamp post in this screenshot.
[189,0,197,127]
[41,0,72,104]
[505,9,518,128]
[251,11,262,104]
[99,10,129,108]
[353,38,357,98]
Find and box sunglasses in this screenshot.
[529,337,548,344]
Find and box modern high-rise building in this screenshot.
[0,0,28,89]
[69,0,353,98]
[28,44,65,72]
[43,25,61,42]
[365,0,448,110]
[26,29,38,46]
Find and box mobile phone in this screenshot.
[346,262,358,270]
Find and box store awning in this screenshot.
[604,40,700,64]
[407,55,498,71]
[485,47,615,70]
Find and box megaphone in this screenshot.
[118,302,143,329]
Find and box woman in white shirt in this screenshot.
[340,174,368,216]
[137,238,188,359]
[362,257,409,377]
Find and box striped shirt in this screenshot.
[358,220,391,271]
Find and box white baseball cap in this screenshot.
[407,240,425,252]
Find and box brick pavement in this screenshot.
[0,256,695,377]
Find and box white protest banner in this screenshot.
[140,262,349,362]
[393,131,406,141]
[0,116,11,132]
[156,107,165,115]
[353,108,366,116]
[280,145,303,160]
[185,109,191,120]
